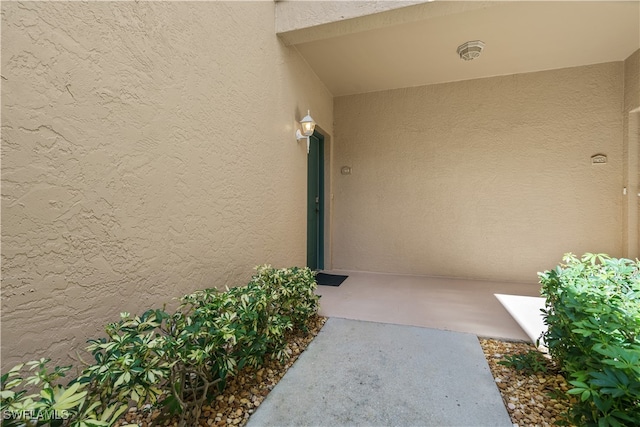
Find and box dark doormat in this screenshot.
[316,273,348,287]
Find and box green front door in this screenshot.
[307,132,324,270]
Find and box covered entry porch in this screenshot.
[316,270,544,341]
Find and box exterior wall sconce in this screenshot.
[295,110,316,153]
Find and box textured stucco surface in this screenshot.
[275,0,423,42]
[623,49,640,257]
[624,49,640,114]
[1,1,332,370]
[332,62,624,283]
[275,0,492,46]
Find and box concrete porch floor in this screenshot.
[315,270,542,342]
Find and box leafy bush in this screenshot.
[540,253,640,427]
[1,265,320,427]
[82,309,170,408]
[0,358,133,427]
[249,265,319,333]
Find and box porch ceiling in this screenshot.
[290,1,640,96]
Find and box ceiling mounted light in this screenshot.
[295,110,316,153]
[457,40,485,61]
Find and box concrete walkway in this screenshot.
[247,318,512,427]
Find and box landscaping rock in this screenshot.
[479,338,574,427]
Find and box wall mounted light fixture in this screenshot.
[295,110,316,153]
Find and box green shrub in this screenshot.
[0,358,133,427]
[1,265,320,427]
[82,309,171,409]
[249,265,320,333]
[540,253,640,427]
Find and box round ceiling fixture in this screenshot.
[457,40,485,61]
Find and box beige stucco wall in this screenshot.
[276,0,426,31]
[275,0,491,46]
[332,62,624,283]
[623,49,640,258]
[1,1,332,370]
[624,50,640,113]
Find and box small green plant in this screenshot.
[498,349,549,374]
